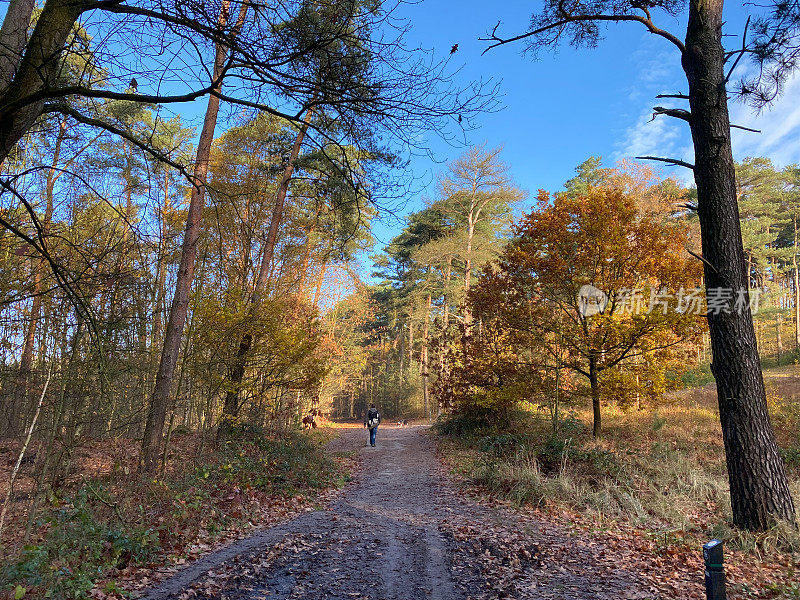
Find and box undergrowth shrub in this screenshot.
[1,426,344,599]
[437,406,800,554]
[478,433,532,457]
[782,447,800,469]
[0,487,159,599]
[434,410,496,438]
[678,364,714,388]
[200,425,341,496]
[760,347,800,369]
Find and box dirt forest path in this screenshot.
[142,425,658,600]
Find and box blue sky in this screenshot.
[367,0,800,250]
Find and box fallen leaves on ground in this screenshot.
[440,451,798,600]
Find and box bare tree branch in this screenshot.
[481,10,685,56]
[651,106,692,122]
[636,155,695,169]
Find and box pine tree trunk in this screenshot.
[438,257,454,417]
[407,312,414,376]
[313,262,327,308]
[7,118,65,437]
[152,171,171,346]
[398,323,405,380]
[422,292,431,421]
[142,1,247,471]
[463,221,474,333]
[0,0,36,89]
[252,110,313,305]
[0,0,88,164]
[216,109,312,442]
[793,218,799,350]
[683,0,796,528]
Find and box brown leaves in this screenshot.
[438,427,797,600]
[447,519,546,599]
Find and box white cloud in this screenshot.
[614,107,687,163]
[613,42,692,174]
[729,72,800,166]
[614,59,800,181]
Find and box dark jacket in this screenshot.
[364,407,381,428]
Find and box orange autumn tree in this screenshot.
[469,185,703,436]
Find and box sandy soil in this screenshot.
[139,425,655,600]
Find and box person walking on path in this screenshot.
[364,404,381,447]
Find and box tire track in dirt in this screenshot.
[141,426,462,600]
[140,425,654,600]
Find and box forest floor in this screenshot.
[435,366,800,600]
[0,426,350,599]
[140,424,665,600]
[5,394,794,600]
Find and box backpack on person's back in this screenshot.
[367,408,380,430]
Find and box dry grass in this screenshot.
[561,371,800,541]
[439,366,800,597]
